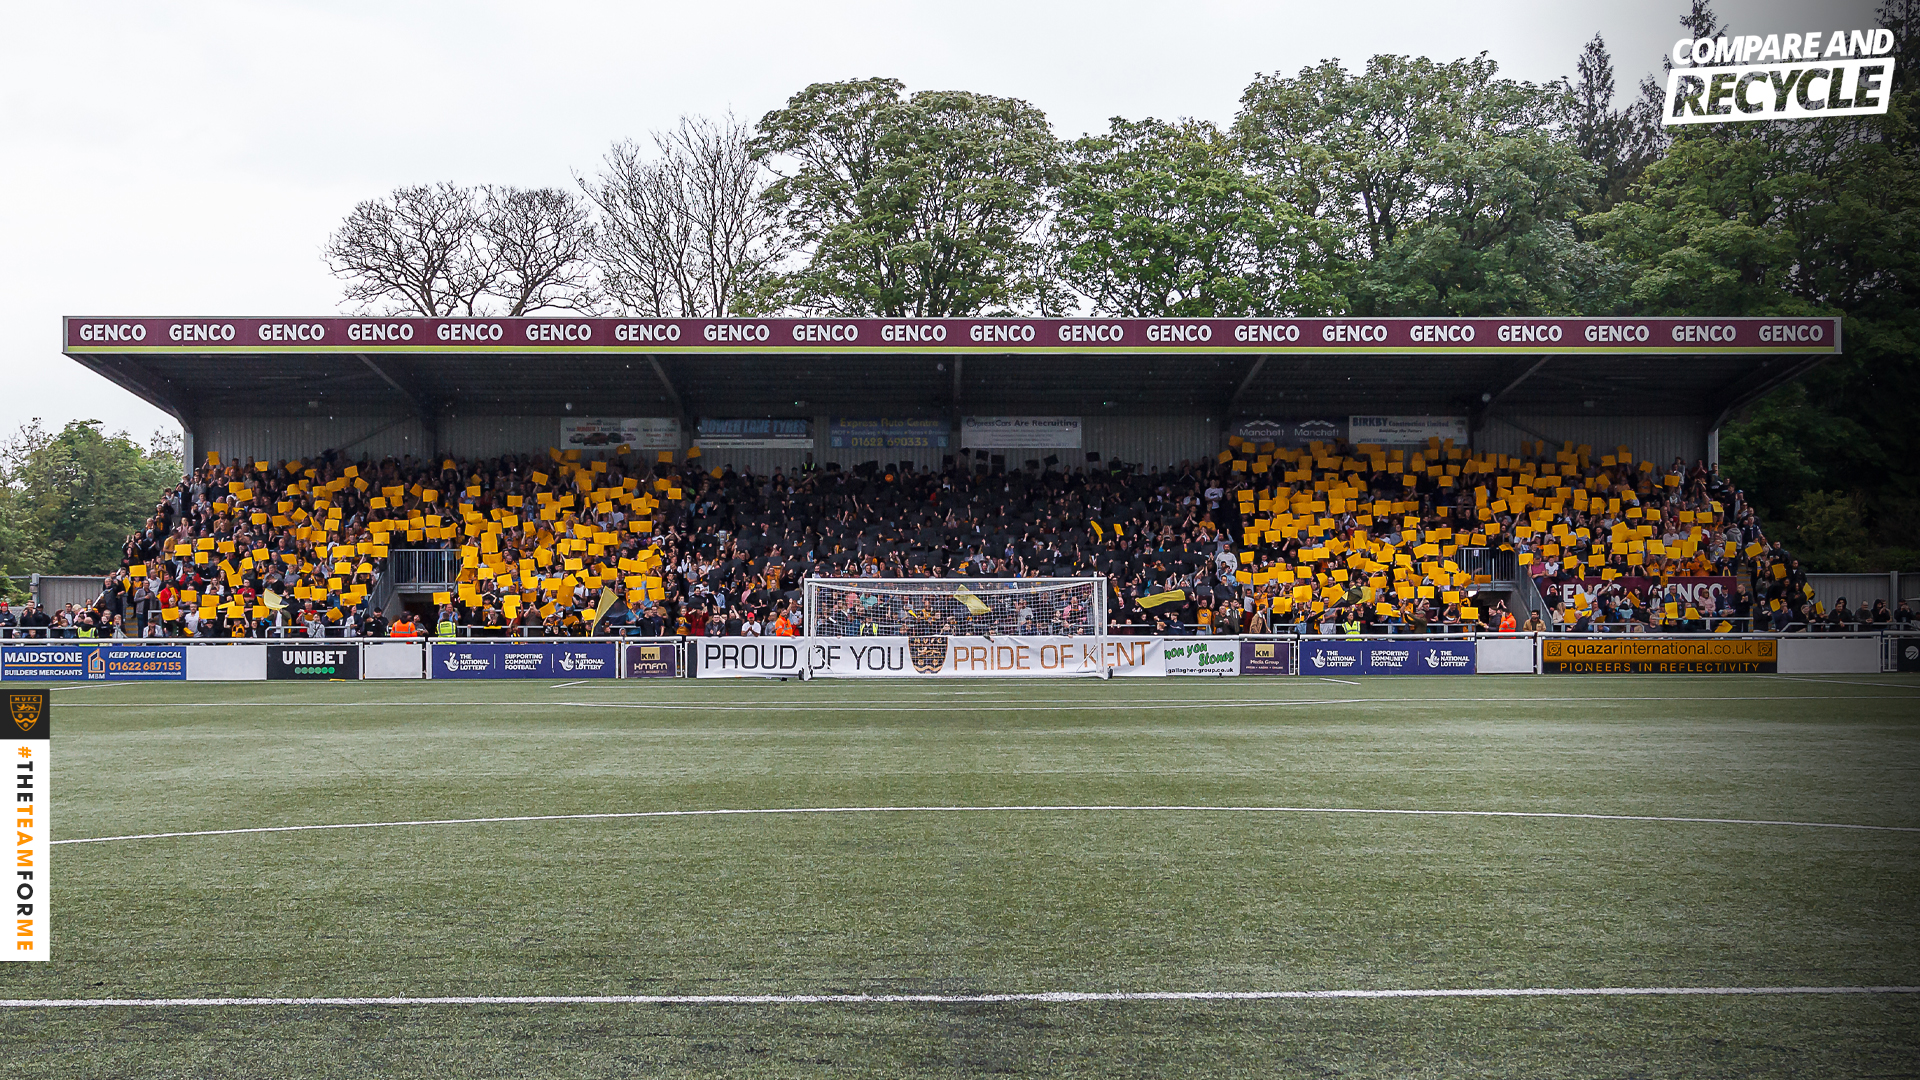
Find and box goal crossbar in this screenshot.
[804,577,1107,640]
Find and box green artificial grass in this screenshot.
[3,675,1917,1077]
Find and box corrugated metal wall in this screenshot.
[1806,573,1905,613]
[195,410,1715,478]
[938,415,1221,473]
[194,415,432,466]
[1477,414,1710,466]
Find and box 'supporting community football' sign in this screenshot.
[66,317,1842,355]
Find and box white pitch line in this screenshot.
[52,803,1920,847]
[50,693,1920,711]
[1320,677,1360,686]
[549,680,590,689]
[1768,675,1920,690]
[1,986,1914,1008]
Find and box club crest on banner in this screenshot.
[909,636,949,675]
[11,692,43,732]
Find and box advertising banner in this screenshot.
[5,690,48,962]
[1163,638,1241,676]
[622,642,678,678]
[560,417,680,451]
[695,639,808,678]
[69,317,1842,356]
[1552,577,1739,612]
[2,644,91,680]
[1347,416,1469,446]
[1239,639,1293,675]
[696,418,813,449]
[1229,418,1346,448]
[95,644,188,680]
[1297,639,1477,674]
[1541,636,1777,673]
[961,417,1082,449]
[1897,637,1920,673]
[1,642,186,681]
[829,418,950,451]
[430,642,617,679]
[1417,639,1478,673]
[266,643,360,680]
[736,636,1163,678]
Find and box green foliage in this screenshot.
[1586,0,1920,568]
[1778,490,1874,572]
[0,419,181,578]
[1234,53,1607,315]
[748,78,1062,316]
[1053,117,1339,316]
[1569,33,1668,210]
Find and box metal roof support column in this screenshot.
[1470,355,1553,447]
[1224,356,1268,419]
[645,356,691,440]
[357,355,439,456]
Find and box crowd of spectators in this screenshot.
[10,436,1911,640]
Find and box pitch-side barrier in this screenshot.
[0,633,1901,681]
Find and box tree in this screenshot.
[325,183,490,316]
[748,78,1061,316]
[1053,117,1339,316]
[479,186,598,315]
[1236,54,1605,315]
[326,183,595,316]
[1591,0,1920,569]
[579,115,787,317]
[1570,33,1667,209]
[0,420,181,577]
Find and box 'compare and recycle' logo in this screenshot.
[1665,29,1896,125]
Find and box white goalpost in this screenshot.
[803,577,1107,641]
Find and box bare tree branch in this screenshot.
[480,186,598,315]
[324,184,487,316]
[578,114,787,316]
[326,183,597,316]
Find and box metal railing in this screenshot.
[362,571,395,619]
[1455,547,1517,582]
[388,548,459,587]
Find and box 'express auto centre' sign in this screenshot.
[66,317,1842,356]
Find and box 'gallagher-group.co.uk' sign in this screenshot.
[1665,29,1896,125]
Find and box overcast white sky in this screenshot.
[0,0,1875,444]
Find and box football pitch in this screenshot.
[6,674,1919,1078]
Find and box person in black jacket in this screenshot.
[0,600,16,638]
[17,603,51,638]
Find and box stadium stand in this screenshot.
[9,431,1886,640]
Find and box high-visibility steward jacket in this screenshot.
[435,619,457,639]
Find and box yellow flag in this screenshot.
[1137,590,1186,610]
[954,585,991,616]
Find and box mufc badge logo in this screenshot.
[11,693,45,733]
[908,636,948,675]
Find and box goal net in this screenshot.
[804,577,1107,639]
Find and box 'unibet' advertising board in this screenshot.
[267,644,359,680]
